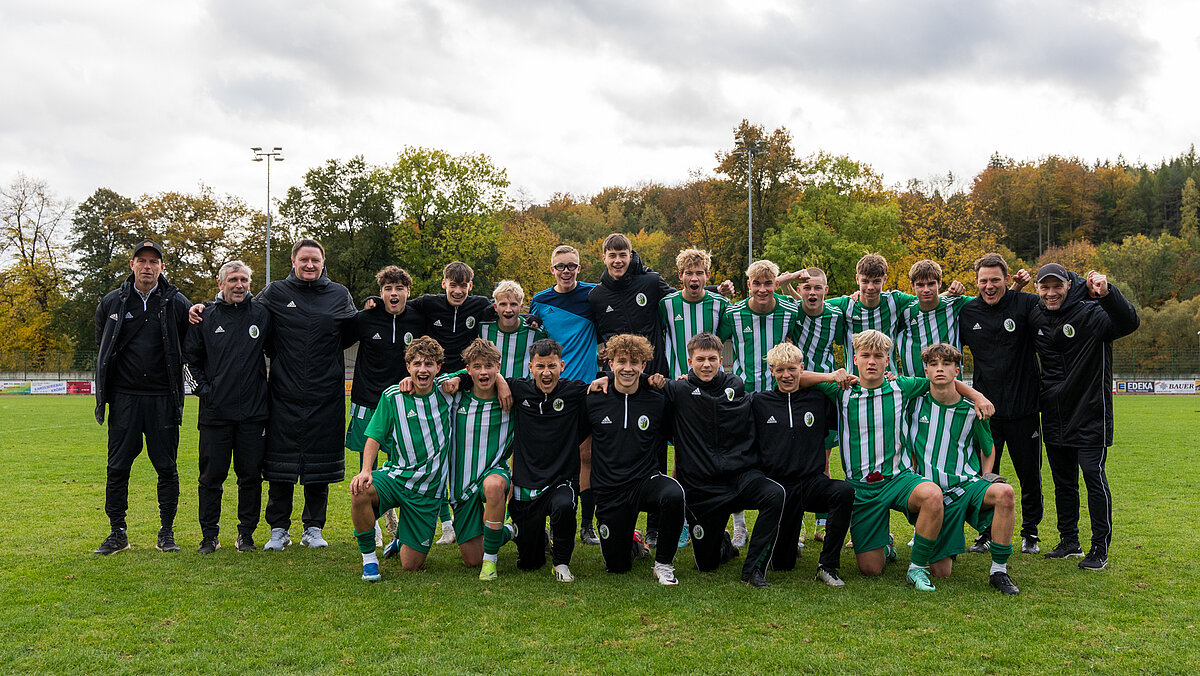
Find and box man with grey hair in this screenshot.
[183,260,272,553]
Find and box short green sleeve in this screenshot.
[716,308,734,340]
[814,381,842,401]
[365,392,398,443]
[951,295,973,313]
[973,417,994,456]
[895,376,930,400]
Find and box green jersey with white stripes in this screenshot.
[904,393,993,489]
[449,390,514,507]
[816,377,930,486]
[721,297,801,392]
[479,318,549,379]
[659,290,732,378]
[364,384,454,498]
[794,302,846,373]
[827,290,917,374]
[893,295,973,377]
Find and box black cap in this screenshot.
[1036,263,1069,283]
[132,239,163,259]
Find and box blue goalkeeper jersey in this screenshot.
[530,282,598,383]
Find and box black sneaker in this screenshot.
[1043,539,1083,559]
[235,533,256,552]
[197,535,220,554]
[1078,546,1108,571]
[719,530,740,565]
[580,525,600,546]
[1020,535,1040,555]
[94,529,130,555]
[156,527,181,553]
[741,567,770,588]
[645,528,659,549]
[968,532,991,554]
[989,571,1020,594]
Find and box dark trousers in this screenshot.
[510,482,577,570]
[987,414,1044,539]
[772,474,854,572]
[265,481,329,531]
[1045,443,1112,552]
[105,393,179,531]
[198,422,266,537]
[596,474,685,573]
[689,472,785,578]
[644,443,670,534]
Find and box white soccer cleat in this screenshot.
[435,521,456,545]
[553,564,575,583]
[374,523,383,548]
[652,561,679,586]
[731,523,748,550]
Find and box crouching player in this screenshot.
[349,337,453,581]
[802,329,994,591]
[906,344,1020,594]
[586,335,686,585]
[752,342,854,586]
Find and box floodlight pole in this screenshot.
[734,140,767,268]
[251,146,284,282]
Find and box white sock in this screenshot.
[733,511,746,528]
[908,562,926,572]
[362,551,378,565]
[483,553,498,563]
[442,520,454,529]
[990,562,1007,575]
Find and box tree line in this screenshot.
[3,120,1199,370]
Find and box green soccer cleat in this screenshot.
[884,533,898,563]
[907,566,936,592]
[479,560,498,581]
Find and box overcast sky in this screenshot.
[2,0,1196,213]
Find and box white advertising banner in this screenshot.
[1154,380,1197,394]
[31,381,69,394]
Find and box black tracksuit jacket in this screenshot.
[585,379,672,496]
[663,371,756,512]
[348,302,424,408]
[750,387,837,483]
[182,293,271,426]
[508,377,590,492]
[588,252,676,376]
[409,294,496,374]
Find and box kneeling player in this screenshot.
[349,337,453,581]
[906,344,1019,594]
[753,342,855,586]
[586,334,686,585]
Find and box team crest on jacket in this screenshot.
[404,332,413,344]
[1003,318,1016,332]
[804,411,815,427]
[724,388,735,401]
[466,316,476,329]
[553,398,564,411]
[692,524,704,539]
[637,415,649,430]
[1063,324,1075,338]
[598,524,610,539]
[249,324,260,339]
[636,292,647,306]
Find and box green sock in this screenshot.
[990,542,1013,566]
[483,525,507,556]
[439,499,451,523]
[911,534,936,567]
[354,529,376,554]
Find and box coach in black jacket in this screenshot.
[1030,263,1139,570]
[183,260,271,554]
[92,239,191,555]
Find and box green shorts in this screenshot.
[371,469,441,554]
[849,470,931,554]
[451,466,511,544]
[823,429,839,450]
[915,477,995,564]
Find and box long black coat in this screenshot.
[257,271,356,484]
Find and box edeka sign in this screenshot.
[1154,380,1197,394]
[1114,381,1155,394]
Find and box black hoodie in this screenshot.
[348,301,424,408]
[588,251,675,376]
[750,387,837,483]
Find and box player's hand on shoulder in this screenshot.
[717,280,735,297]
[439,377,460,394]
[497,378,513,411]
[973,396,995,420]
[398,377,415,393]
[832,368,856,389]
[884,371,897,382]
[188,303,205,324]
[946,280,966,296]
[363,298,376,310]
[648,373,666,389]
[588,376,610,394]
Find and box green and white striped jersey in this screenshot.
[827,291,917,374]
[479,318,548,379]
[904,393,993,489]
[794,302,846,373]
[449,390,514,507]
[816,377,930,486]
[893,295,973,377]
[659,290,732,378]
[364,383,454,498]
[721,297,801,392]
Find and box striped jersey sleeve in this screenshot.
[726,297,801,392]
[894,295,974,377]
[660,290,731,378]
[448,392,514,507]
[364,384,453,498]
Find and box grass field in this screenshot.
[2,395,1199,674]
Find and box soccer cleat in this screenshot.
[197,535,220,554]
[235,533,256,552]
[436,522,456,545]
[652,561,679,586]
[374,523,383,548]
[731,522,748,549]
[989,571,1020,594]
[632,529,651,559]
[813,525,826,542]
[300,526,328,548]
[479,560,498,581]
[797,535,806,551]
[968,532,991,554]
[1044,539,1084,559]
[382,538,401,559]
[884,533,898,563]
[362,562,381,582]
[906,566,936,592]
[156,527,180,553]
[263,528,291,551]
[544,526,553,554]
[553,564,575,583]
[645,528,659,549]
[677,523,690,548]
[580,525,600,546]
[1078,546,1108,571]
[742,567,770,588]
[816,565,845,587]
[719,530,740,565]
[94,529,130,555]
[1021,535,1041,555]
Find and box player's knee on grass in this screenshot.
[400,546,427,572]
[459,536,484,566]
[930,556,954,578]
[856,549,885,576]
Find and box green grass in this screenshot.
[2,396,1199,674]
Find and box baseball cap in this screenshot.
[1036,263,1069,283]
[132,239,164,259]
